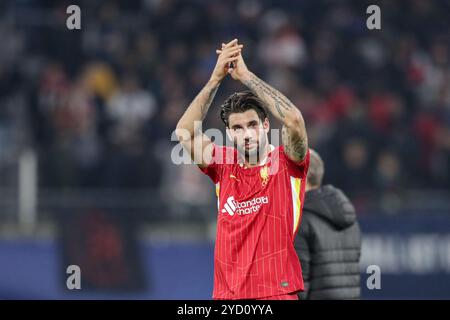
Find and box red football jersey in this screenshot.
[200,144,310,299]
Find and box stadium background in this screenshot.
[0,0,449,299]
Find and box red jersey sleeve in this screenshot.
[281,146,310,178]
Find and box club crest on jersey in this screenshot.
[260,166,269,187]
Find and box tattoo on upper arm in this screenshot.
[282,126,291,154]
[282,125,308,161]
[293,135,308,160]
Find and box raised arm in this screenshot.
[241,72,308,162]
[176,40,243,168]
[223,47,308,162]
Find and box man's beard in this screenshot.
[235,136,268,164]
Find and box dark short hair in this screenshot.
[307,149,325,187]
[220,90,268,127]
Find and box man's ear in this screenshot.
[263,118,270,133]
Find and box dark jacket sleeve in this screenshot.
[294,215,312,300]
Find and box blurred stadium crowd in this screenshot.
[0,0,449,216]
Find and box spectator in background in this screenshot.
[64,76,103,187]
[104,73,158,188]
[430,123,450,189]
[373,149,404,193]
[338,138,373,196]
[106,73,156,148]
[295,149,361,299]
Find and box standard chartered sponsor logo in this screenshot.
[221,196,269,216]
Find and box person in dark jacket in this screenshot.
[295,149,361,299]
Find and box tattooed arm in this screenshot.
[226,51,308,162]
[175,80,219,169]
[241,73,308,162]
[176,39,242,168]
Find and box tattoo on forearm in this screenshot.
[200,85,219,118]
[274,100,285,119]
[243,73,294,116]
